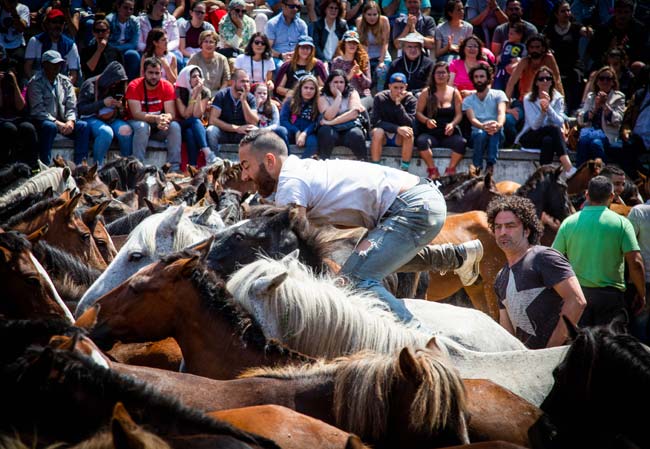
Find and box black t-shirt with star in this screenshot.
[494,245,575,349]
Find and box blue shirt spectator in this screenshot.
[265,0,308,58]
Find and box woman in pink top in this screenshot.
[448,35,490,98]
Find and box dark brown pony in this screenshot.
[566,158,603,195]
[81,200,118,264]
[75,162,113,200]
[444,173,500,213]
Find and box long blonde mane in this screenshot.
[241,348,467,441]
[226,256,428,359]
[0,167,77,208]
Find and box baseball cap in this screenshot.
[342,30,360,43]
[297,35,314,47]
[42,50,65,64]
[398,32,424,45]
[46,8,65,20]
[389,72,407,84]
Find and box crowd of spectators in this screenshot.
[0,0,648,177]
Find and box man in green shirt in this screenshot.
[552,175,646,327]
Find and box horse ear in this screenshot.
[196,182,208,202]
[484,172,492,187]
[398,346,421,381]
[83,200,111,224]
[63,193,83,217]
[195,205,216,225]
[75,304,100,330]
[58,189,72,201]
[87,163,98,179]
[192,235,215,259]
[251,272,289,297]
[187,165,198,177]
[425,336,441,352]
[209,188,220,208]
[43,186,54,198]
[345,435,366,449]
[144,198,157,214]
[609,309,629,334]
[111,402,145,449]
[638,171,647,181]
[178,256,200,277]
[561,315,579,341]
[281,249,300,263]
[26,224,49,243]
[62,165,72,181]
[171,181,182,192]
[109,178,119,192]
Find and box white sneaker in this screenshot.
[454,240,484,286]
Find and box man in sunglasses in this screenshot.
[24,8,80,85]
[265,0,307,68]
[80,18,123,79]
[217,0,255,58]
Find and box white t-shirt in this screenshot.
[275,155,419,228]
[234,54,275,84]
[0,3,30,49]
[25,36,81,73]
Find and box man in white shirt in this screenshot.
[236,129,485,323]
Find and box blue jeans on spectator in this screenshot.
[576,127,609,167]
[267,125,289,147]
[504,99,524,147]
[86,117,133,167]
[287,129,318,158]
[128,120,182,171]
[35,119,90,165]
[471,128,503,169]
[123,50,141,81]
[340,180,447,323]
[370,55,391,92]
[181,117,209,166]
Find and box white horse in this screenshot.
[226,251,527,357]
[0,167,77,208]
[75,205,215,316]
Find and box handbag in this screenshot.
[331,118,362,132]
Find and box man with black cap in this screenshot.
[371,71,417,172]
[24,8,80,85]
[27,49,89,165]
[384,31,433,93]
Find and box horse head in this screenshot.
[81,200,117,264]
[518,166,574,222]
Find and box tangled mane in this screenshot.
[105,208,155,235]
[241,347,467,441]
[226,255,427,358]
[515,165,560,198]
[3,196,66,228]
[0,167,77,208]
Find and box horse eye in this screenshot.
[82,233,91,241]
[25,276,40,286]
[129,252,143,262]
[234,233,244,242]
[96,239,107,247]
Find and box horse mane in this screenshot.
[0,168,75,208]
[3,196,66,228]
[515,165,558,197]
[2,347,279,449]
[0,230,31,252]
[106,208,154,235]
[241,348,467,441]
[444,175,489,202]
[0,188,55,224]
[34,240,101,287]
[0,163,31,193]
[0,317,77,364]
[226,256,426,358]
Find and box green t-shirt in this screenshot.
[552,206,640,291]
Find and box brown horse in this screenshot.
[6,192,108,270]
[495,181,520,195]
[75,162,113,200]
[81,200,118,264]
[566,158,603,195]
[0,229,74,322]
[445,173,501,213]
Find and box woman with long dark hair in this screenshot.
[434,0,474,63]
[416,61,465,177]
[515,66,574,175]
[280,75,320,157]
[317,69,367,160]
[234,32,275,89]
[140,28,178,82]
[330,30,372,110]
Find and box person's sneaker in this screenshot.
[562,166,577,179]
[453,239,484,286]
[427,166,440,179]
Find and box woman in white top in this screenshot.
[434,0,474,63]
[356,1,391,91]
[234,32,275,92]
[515,66,575,175]
[140,28,178,83]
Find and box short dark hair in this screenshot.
[142,56,162,71]
[240,129,289,157]
[600,166,625,179]
[469,64,493,82]
[526,33,548,51]
[587,176,614,203]
[486,196,544,245]
[244,32,271,59]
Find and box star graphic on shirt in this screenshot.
[503,270,546,336]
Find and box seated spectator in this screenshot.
[310,0,348,65]
[0,0,30,75]
[206,68,258,151]
[356,1,391,92]
[576,65,625,168]
[490,0,537,57]
[493,21,524,90]
[24,9,80,85]
[0,55,38,168]
[187,29,230,97]
[137,0,181,64]
[253,81,288,144]
[617,66,650,179]
[381,0,432,18]
[140,28,177,83]
[126,56,182,171]
[384,32,433,93]
[317,69,367,160]
[175,64,217,167]
[274,36,327,100]
[392,0,435,56]
[434,0,474,63]
[515,66,575,176]
[416,61,465,177]
[330,30,372,110]
[449,35,490,98]
[234,32,275,88]
[370,72,416,171]
[605,47,634,99]
[81,18,125,80]
[204,0,227,32]
[178,1,215,65]
[27,50,89,165]
[217,0,255,58]
[464,0,507,48]
[264,0,308,68]
[42,0,83,41]
[462,64,507,174]
[107,0,141,81]
[77,62,133,168]
[279,74,320,157]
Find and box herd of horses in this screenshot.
[1,154,649,449]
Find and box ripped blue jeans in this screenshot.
[340,180,447,322]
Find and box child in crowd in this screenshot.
[493,22,525,90]
[254,83,288,144]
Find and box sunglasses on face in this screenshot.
[537,76,553,82]
[232,8,244,13]
[253,40,265,45]
[284,3,300,9]
[193,9,206,13]
[598,76,614,81]
[94,27,109,32]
